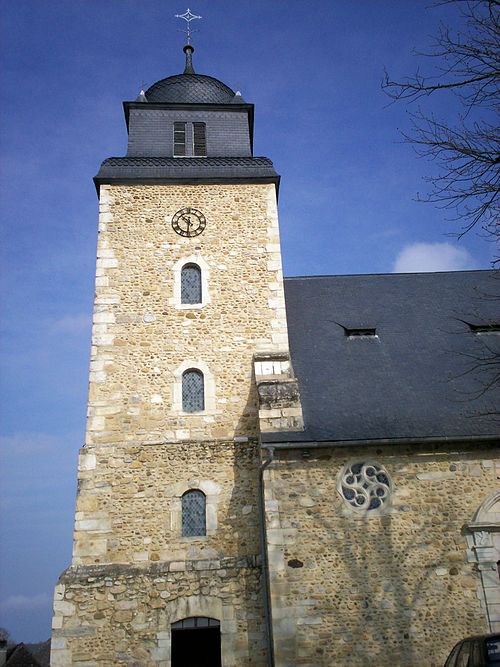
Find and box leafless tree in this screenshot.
[382,0,500,252]
[0,627,13,646]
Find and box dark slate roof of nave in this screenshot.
[264,270,500,444]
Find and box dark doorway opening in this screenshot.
[171,617,222,667]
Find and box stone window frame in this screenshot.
[172,360,216,415]
[465,491,500,632]
[336,459,393,517]
[172,255,211,310]
[156,595,238,664]
[170,479,221,538]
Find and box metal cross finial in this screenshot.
[175,8,202,45]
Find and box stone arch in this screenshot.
[465,490,500,632]
[156,595,239,666]
[473,490,500,523]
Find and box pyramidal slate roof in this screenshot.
[264,270,500,445]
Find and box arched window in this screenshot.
[182,490,206,537]
[182,369,204,412]
[181,264,202,305]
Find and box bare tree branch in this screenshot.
[382,1,500,241]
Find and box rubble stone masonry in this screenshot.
[87,182,289,445]
[51,181,288,665]
[264,443,500,667]
[52,441,268,666]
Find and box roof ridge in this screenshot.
[284,269,496,280]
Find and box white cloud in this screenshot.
[0,431,79,502]
[0,593,52,612]
[0,432,65,456]
[50,313,91,334]
[393,242,476,273]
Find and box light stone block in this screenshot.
[50,649,72,667]
[79,454,96,471]
[53,601,76,616]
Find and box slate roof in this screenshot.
[264,270,500,444]
[5,644,42,667]
[145,73,237,104]
[94,156,279,187]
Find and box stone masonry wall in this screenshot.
[72,441,261,566]
[51,440,268,665]
[263,442,500,667]
[88,183,289,446]
[51,558,266,667]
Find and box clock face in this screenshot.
[171,207,206,238]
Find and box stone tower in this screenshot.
[50,43,302,667]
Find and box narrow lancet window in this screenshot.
[193,122,207,157]
[182,490,207,537]
[181,264,202,304]
[174,122,186,156]
[182,369,204,412]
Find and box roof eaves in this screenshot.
[93,174,280,197]
[261,433,500,448]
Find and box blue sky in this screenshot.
[0,0,495,642]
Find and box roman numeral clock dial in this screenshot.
[172,207,207,237]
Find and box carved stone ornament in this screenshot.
[474,530,491,547]
[337,461,392,512]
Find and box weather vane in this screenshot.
[175,8,202,45]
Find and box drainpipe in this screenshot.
[258,444,275,667]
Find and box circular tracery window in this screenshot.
[338,461,392,511]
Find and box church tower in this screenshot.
[50,30,302,667]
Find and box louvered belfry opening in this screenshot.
[182,369,204,412]
[181,264,202,304]
[173,122,186,156]
[173,122,206,157]
[171,617,221,667]
[181,490,206,537]
[193,122,207,156]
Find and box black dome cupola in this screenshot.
[144,44,240,105]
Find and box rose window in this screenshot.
[338,462,392,511]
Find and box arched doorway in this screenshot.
[171,617,222,667]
